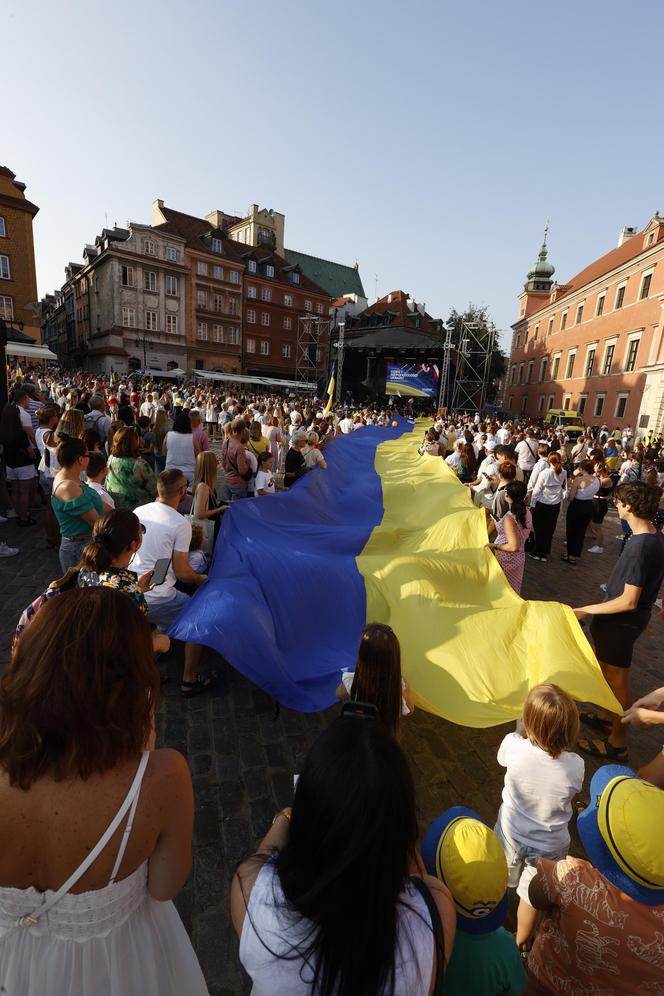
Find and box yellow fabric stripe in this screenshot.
[356,419,621,727]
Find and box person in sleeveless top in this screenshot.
[489,481,532,595]
[0,587,208,995]
[231,715,456,995]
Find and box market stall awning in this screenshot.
[6,343,58,360]
[194,370,318,392]
[138,368,186,378]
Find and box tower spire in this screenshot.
[524,226,555,293]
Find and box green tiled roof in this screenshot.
[284,249,365,299]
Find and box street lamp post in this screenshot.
[135,332,154,371]
[0,318,25,411]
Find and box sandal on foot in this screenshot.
[577,737,627,761]
[578,710,612,734]
[561,554,576,564]
[180,672,218,698]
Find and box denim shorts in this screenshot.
[494,824,566,903]
[145,588,191,630]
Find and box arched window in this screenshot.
[128,356,141,371]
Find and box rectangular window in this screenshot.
[625,339,639,372]
[247,285,257,299]
[246,337,256,353]
[578,394,588,415]
[547,317,554,336]
[594,393,606,417]
[0,217,5,237]
[563,395,572,411]
[121,265,135,287]
[228,327,240,345]
[165,275,178,296]
[282,344,292,358]
[122,306,135,328]
[261,287,271,302]
[261,312,270,326]
[515,334,521,349]
[603,343,615,374]
[145,311,158,331]
[551,355,560,379]
[292,272,300,285]
[533,324,539,341]
[260,340,269,355]
[266,264,275,278]
[228,298,239,316]
[143,239,156,256]
[526,360,534,383]
[305,299,312,312]
[0,295,13,319]
[560,311,567,331]
[166,314,178,334]
[144,270,157,291]
[212,294,222,312]
[539,357,548,382]
[197,261,208,276]
[247,260,257,274]
[565,351,576,378]
[284,294,293,307]
[212,324,223,343]
[538,394,545,412]
[165,245,179,262]
[596,294,605,317]
[640,273,653,299]
[521,396,528,412]
[197,289,208,308]
[213,265,224,280]
[195,359,204,370]
[615,393,629,419]
[518,363,524,385]
[247,309,256,324]
[547,394,555,411]
[575,304,584,325]
[229,270,239,284]
[507,397,514,411]
[211,238,223,253]
[585,348,596,377]
[615,284,626,309]
[284,316,292,330]
[316,302,324,315]
[197,321,208,340]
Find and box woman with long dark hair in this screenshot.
[336,623,414,737]
[562,459,600,565]
[51,436,103,572]
[0,403,37,526]
[456,443,479,485]
[490,480,532,594]
[0,588,207,994]
[163,412,199,484]
[232,716,455,994]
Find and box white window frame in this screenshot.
[246,337,256,353]
[593,393,606,418]
[551,353,561,380]
[197,289,208,307]
[560,311,568,331]
[0,295,13,319]
[214,294,224,313]
[546,317,553,336]
[260,340,269,355]
[266,264,275,278]
[639,270,654,300]
[577,393,588,416]
[247,285,257,299]
[304,299,312,312]
[197,321,208,341]
[584,343,597,378]
[121,265,135,288]
[261,287,271,302]
[122,306,135,328]
[282,344,292,358]
[316,302,324,315]
[213,265,224,280]
[575,302,584,325]
[228,327,240,345]
[565,350,577,379]
[614,282,627,310]
[283,316,292,330]
[165,275,178,296]
[284,294,293,307]
[211,238,223,253]
[247,309,256,324]
[0,217,5,238]
[624,335,640,372]
[537,394,545,412]
[292,272,300,285]
[144,270,157,292]
[533,323,539,341]
[595,293,606,317]
[212,324,223,343]
[562,394,572,411]
[229,270,239,284]
[143,239,156,256]
[547,394,555,411]
[165,245,179,262]
[539,357,548,382]
[197,261,208,276]
[261,312,270,326]
[247,259,257,274]
[166,314,178,335]
[614,392,629,419]
[521,395,528,412]
[526,359,534,383]
[601,338,617,375]
[145,310,158,331]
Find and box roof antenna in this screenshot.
[374,273,379,299]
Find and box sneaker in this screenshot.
[0,542,19,558]
[588,546,604,554]
[599,583,607,592]
[528,553,541,561]
[5,509,17,519]
[540,556,548,563]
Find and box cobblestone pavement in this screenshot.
[0,495,662,994]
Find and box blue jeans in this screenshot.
[145,588,191,630]
[228,487,247,501]
[59,537,87,574]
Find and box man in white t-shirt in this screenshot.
[338,413,355,434]
[515,430,539,483]
[131,469,213,696]
[140,393,157,421]
[11,387,36,444]
[472,441,500,505]
[495,423,511,446]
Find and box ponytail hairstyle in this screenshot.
[55,435,87,468]
[80,509,142,573]
[548,452,563,475]
[505,480,528,528]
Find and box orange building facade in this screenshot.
[0,166,40,342]
[507,215,664,435]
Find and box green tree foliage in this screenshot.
[446,303,506,404]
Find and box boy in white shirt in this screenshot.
[85,451,115,512]
[254,451,276,495]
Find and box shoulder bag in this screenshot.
[410,876,445,994]
[186,483,215,556]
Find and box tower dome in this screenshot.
[524,227,555,292]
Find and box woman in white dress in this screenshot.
[163,411,200,484]
[0,586,208,995]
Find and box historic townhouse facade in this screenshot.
[0,166,40,342]
[508,216,664,434]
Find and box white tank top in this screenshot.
[165,431,195,481]
[239,863,434,995]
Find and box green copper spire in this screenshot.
[525,225,555,291]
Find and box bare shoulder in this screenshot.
[147,747,191,780]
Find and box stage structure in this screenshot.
[296,314,329,387]
[449,319,496,414]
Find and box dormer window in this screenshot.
[292,271,300,285]
[266,264,275,278]
[211,237,222,253]
[247,259,257,274]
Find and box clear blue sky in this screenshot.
[6,0,664,348]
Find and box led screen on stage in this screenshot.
[385,362,439,398]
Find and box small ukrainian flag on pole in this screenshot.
[323,361,335,416]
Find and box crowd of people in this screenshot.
[0,364,663,994]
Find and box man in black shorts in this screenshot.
[573,482,664,761]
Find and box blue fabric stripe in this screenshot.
[169,419,413,711]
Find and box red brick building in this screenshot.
[507,216,664,434]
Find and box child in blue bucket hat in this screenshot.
[422,806,526,995]
[527,764,664,993]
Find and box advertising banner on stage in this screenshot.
[386,362,439,398]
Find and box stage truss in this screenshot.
[450,320,496,414]
[296,315,329,386]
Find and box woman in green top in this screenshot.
[106,426,157,511]
[51,437,103,572]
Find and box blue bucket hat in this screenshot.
[421,806,509,934]
[578,764,664,906]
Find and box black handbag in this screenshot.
[410,876,445,993]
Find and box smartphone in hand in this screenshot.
[150,557,172,586]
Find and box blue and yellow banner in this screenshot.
[170,419,620,724]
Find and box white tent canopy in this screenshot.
[6,343,58,360]
[193,370,318,393]
[137,368,186,378]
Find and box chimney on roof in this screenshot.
[387,293,392,304]
[618,226,637,246]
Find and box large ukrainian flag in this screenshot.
[170,419,620,724]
